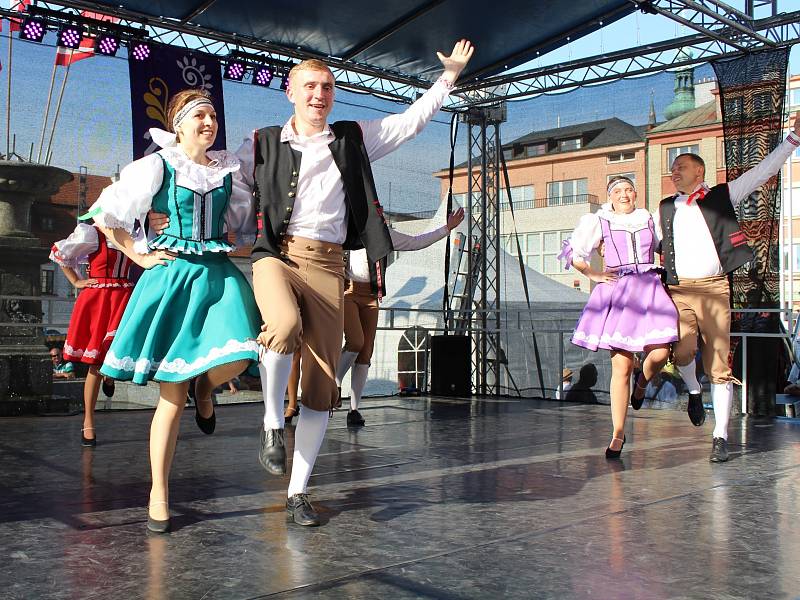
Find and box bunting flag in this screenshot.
[6,0,32,32]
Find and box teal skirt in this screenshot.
[100,252,261,385]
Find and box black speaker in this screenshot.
[430,335,471,397]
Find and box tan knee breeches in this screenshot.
[343,281,380,365]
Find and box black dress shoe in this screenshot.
[687,392,706,426]
[147,516,171,534]
[81,428,96,448]
[605,435,626,459]
[147,502,170,533]
[259,426,286,475]
[630,372,646,410]
[195,401,216,435]
[709,437,729,463]
[346,409,365,427]
[286,493,321,526]
[101,378,115,398]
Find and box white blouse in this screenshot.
[49,223,100,269]
[347,225,449,282]
[91,147,256,250]
[567,204,658,264]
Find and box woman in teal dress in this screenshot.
[89,89,260,533]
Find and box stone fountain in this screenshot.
[0,161,73,415]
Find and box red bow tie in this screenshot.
[685,186,708,205]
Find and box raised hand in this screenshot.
[446,207,465,230]
[437,39,474,83]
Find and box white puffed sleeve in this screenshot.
[91,153,164,233]
[49,223,99,268]
[226,134,258,244]
[558,213,602,269]
[651,209,663,243]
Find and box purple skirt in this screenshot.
[571,270,679,352]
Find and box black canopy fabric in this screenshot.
[63,0,636,84]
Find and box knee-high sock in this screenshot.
[350,363,369,411]
[711,382,732,440]
[677,362,702,394]
[336,350,359,386]
[259,350,294,430]
[287,407,329,497]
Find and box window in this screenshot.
[667,144,700,170]
[397,326,429,392]
[41,217,55,232]
[724,97,743,118]
[752,92,772,117]
[794,146,800,160]
[502,230,571,274]
[500,185,534,206]
[558,137,581,151]
[547,178,589,205]
[608,151,636,163]
[526,143,546,157]
[608,173,637,188]
[40,268,54,295]
[791,88,800,108]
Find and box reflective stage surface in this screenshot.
[1,397,799,599]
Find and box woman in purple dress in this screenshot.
[560,176,678,458]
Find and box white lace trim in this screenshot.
[64,342,101,360]
[158,147,240,189]
[87,282,135,288]
[573,327,678,349]
[148,239,234,255]
[92,211,134,232]
[596,204,653,232]
[104,338,259,377]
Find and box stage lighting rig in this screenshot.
[223,60,246,81]
[252,65,274,87]
[94,31,120,57]
[57,23,84,49]
[129,40,151,61]
[19,16,46,42]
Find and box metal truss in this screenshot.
[453,9,800,108]
[16,1,797,110]
[464,107,505,396]
[642,0,775,51]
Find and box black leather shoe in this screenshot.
[101,378,115,398]
[346,409,365,427]
[259,426,286,475]
[630,372,646,410]
[286,493,321,526]
[81,428,96,448]
[709,437,729,463]
[195,401,216,435]
[605,435,626,459]
[687,392,706,426]
[147,502,170,534]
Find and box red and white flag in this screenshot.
[55,11,120,67]
[4,0,32,33]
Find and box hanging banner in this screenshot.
[128,43,227,159]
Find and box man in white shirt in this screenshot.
[656,112,799,463]
[241,41,474,525]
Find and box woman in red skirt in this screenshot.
[50,223,135,447]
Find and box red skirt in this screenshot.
[63,285,133,365]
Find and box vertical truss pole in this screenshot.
[464,105,506,397]
[466,119,479,394]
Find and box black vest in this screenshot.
[659,183,754,285]
[250,121,393,264]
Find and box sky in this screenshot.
[0,1,798,214]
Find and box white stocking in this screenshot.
[711,382,732,440]
[287,407,329,497]
[677,362,702,394]
[336,350,359,385]
[258,350,294,430]
[350,363,369,411]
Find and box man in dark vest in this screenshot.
[655,114,799,463]
[239,41,474,525]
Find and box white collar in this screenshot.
[280,117,333,143]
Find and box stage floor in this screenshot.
[1,396,799,599]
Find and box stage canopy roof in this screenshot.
[44,0,636,83]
